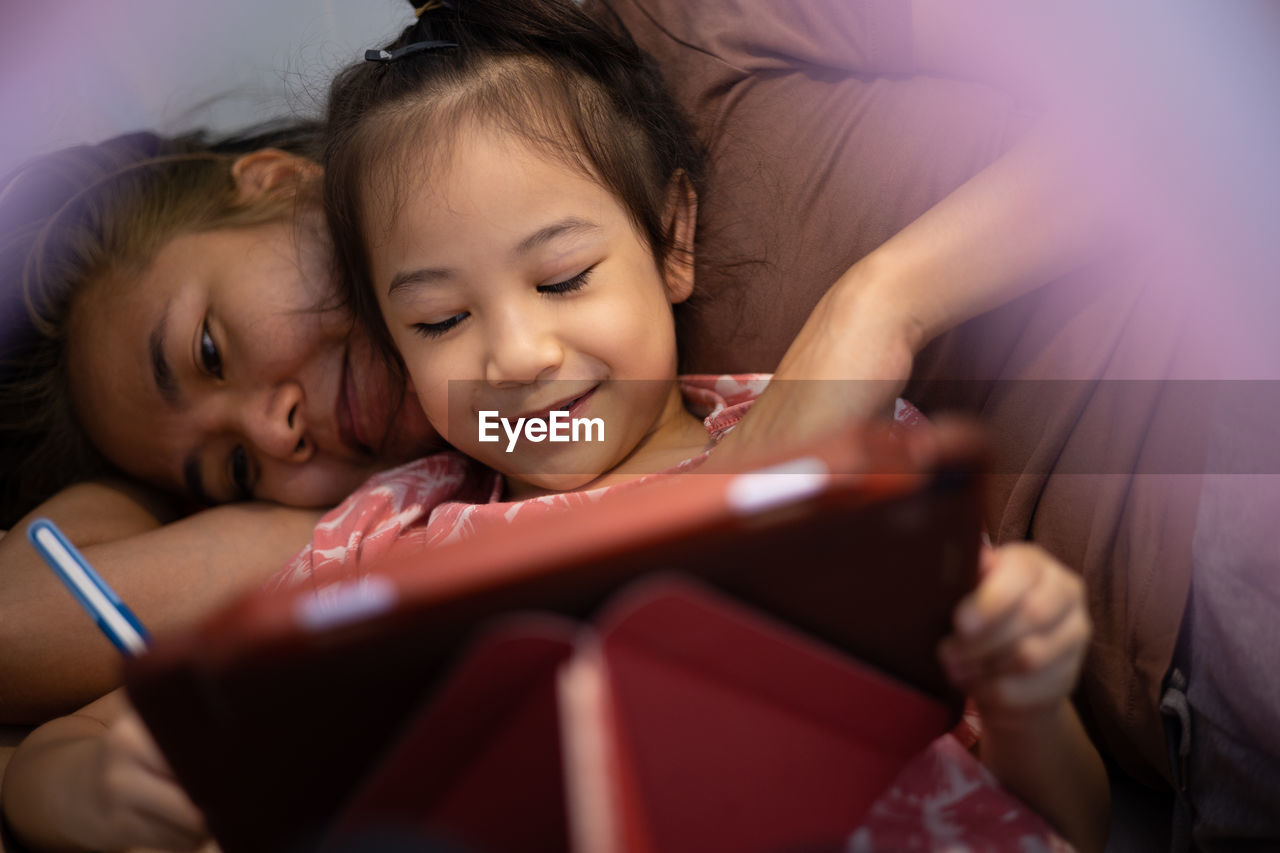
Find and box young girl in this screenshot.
[2,2,1106,850]
[308,0,1108,848]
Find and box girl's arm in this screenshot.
[977,701,1109,852]
[0,480,322,723]
[941,543,1110,852]
[1,688,209,852]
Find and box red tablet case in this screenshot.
[326,576,954,853]
[124,423,984,852]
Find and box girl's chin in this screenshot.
[501,467,603,500]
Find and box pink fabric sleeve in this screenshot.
[267,453,477,593]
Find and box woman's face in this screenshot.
[66,213,438,508]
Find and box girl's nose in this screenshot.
[246,381,313,462]
[484,318,565,387]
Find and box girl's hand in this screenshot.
[73,704,210,852]
[939,542,1091,727]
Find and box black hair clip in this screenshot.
[365,0,457,62]
[364,40,457,63]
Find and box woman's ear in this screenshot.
[230,149,321,202]
[661,171,698,305]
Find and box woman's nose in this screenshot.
[484,318,564,387]
[245,381,313,462]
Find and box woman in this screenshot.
[0,125,439,721]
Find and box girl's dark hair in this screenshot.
[0,121,323,528]
[323,0,706,363]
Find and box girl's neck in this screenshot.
[504,381,712,500]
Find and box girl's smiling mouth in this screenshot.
[506,384,598,423]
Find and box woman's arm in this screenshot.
[0,480,322,723]
[1,688,209,852]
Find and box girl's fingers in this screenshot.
[102,757,207,828]
[97,710,209,850]
[971,648,1085,718]
[969,572,1077,664]
[949,560,1077,666]
[977,543,998,579]
[953,543,1044,638]
[134,772,208,838]
[1009,600,1090,676]
[942,582,1088,690]
[939,541,1092,716]
[984,602,1091,682]
[110,769,209,850]
[956,606,1091,713]
[109,708,175,779]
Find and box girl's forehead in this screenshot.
[375,124,609,238]
[376,107,600,202]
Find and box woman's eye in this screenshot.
[412,312,468,339]
[200,321,223,379]
[230,445,251,500]
[538,266,595,296]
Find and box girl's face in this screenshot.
[367,125,695,495]
[68,205,438,508]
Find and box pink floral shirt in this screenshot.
[272,375,1072,851]
[273,375,785,592]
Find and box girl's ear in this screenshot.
[230,149,321,202]
[661,171,698,305]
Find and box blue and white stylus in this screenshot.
[26,518,151,656]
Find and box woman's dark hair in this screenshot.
[323,0,706,363]
[0,121,323,528]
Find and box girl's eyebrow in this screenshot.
[515,216,599,254]
[386,217,601,297]
[387,265,453,297]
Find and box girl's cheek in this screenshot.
[423,390,453,441]
[420,365,471,443]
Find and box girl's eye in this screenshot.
[200,321,223,379]
[538,266,594,296]
[412,312,469,339]
[230,445,252,500]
